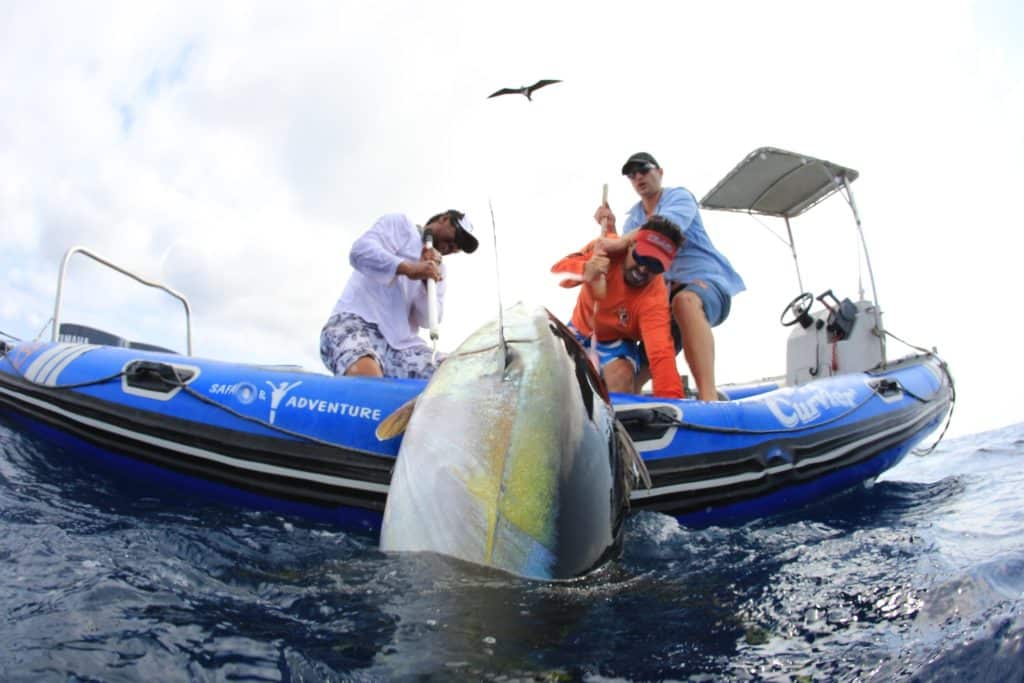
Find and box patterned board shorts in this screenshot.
[319,312,443,380]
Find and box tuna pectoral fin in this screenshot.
[615,418,651,491]
[375,396,418,441]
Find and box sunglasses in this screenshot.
[626,163,657,180]
[631,248,665,274]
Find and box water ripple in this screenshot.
[1,417,1022,680]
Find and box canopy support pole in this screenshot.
[784,215,804,293]
[838,175,885,360]
[838,175,879,310]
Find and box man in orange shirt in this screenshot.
[551,216,684,399]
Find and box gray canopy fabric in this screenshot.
[700,147,858,218]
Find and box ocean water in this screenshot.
[1,417,1022,682]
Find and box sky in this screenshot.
[1,0,1021,438]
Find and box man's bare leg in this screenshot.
[602,357,636,394]
[634,365,652,394]
[344,355,384,378]
[673,290,717,401]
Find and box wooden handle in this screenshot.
[593,184,609,298]
[599,184,615,237]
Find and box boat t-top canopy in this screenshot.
[698,146,878,319]
[700,147,859,218]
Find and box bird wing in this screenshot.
[527,79,561,92]
[487,88,519,98]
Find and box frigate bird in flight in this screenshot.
[487,79,562,101]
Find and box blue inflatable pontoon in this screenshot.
[0,148,954,531]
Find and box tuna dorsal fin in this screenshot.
[375,396,418,441]
[615,418,651,491]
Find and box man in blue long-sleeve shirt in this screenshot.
[595,152,744,401]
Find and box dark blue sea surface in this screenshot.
[1,417,1022,682]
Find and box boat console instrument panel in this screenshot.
[784,291,884,386]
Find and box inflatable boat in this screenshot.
[0,148,954,530]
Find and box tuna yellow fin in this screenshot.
[375,397,418,441]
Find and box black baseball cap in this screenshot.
[427,209,479,253]
[621,152,660,175]
[453,214,478,253]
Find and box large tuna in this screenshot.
[376,303,648,580]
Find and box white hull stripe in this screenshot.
[24,344,79,384]
[25,344,96,386]
[0,384,390,494]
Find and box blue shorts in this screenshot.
[634,280,732,362]
[566,323,643,375]
[670,279,732,328]
[665,279,732,353]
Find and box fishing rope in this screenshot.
[174,381,362,451]
[649,382,888,435]
[12,371,128,391]
[488,199,507,355]
[631,355,951,438]
[645,342,953,446]
[0,352,357,451]
[0,351,127,390]
[883,329,956,456]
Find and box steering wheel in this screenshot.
[780,292,815,327]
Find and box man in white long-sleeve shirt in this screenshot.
[320,209,478,379]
